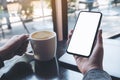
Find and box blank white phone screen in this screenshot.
[67,12,101,56]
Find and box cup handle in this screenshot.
[23,52,34,62]
[25,52,34,56]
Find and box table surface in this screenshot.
[0,39,120,80]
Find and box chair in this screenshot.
[97,0,120,16]
[79,0,98,11]
[113,0,120,6]
[0,5,11,39]
[0,24,5,39]
[7,1,32,34]
[68,1,77,18]
[17,0,33,34]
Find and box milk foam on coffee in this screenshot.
[31,31,54,40]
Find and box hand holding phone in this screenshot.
[67,11,102,57]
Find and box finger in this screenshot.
[97,30,103,46]
[14,34,29,48]
[16,40,29,56]
[68,30,73,39]
[13,34,29,47]
[74,55,79,60]
[70,30,74,34]
[21,41,29,54]
[18,34,29,41]
[90,30,103,61]
[67,30,74,44]
[74,55,84,62]
[8,34,29,45]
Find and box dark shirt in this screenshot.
[0,57,4,68]
[83,69,112,80]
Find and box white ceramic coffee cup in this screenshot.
[29,30,57,61]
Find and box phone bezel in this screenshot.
[66,11,102,57]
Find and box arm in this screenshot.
[0,57,4,68]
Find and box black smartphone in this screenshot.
[67,11,102,57]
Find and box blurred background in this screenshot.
[0,0,120,45]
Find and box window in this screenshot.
[67,0,120,39]
[0,0,53,41]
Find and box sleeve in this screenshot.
[83,69,112,80]
[0,57,4,68]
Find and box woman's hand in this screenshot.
[74,30,103,74]
[0,34,29,61]
[68,30,104,74]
